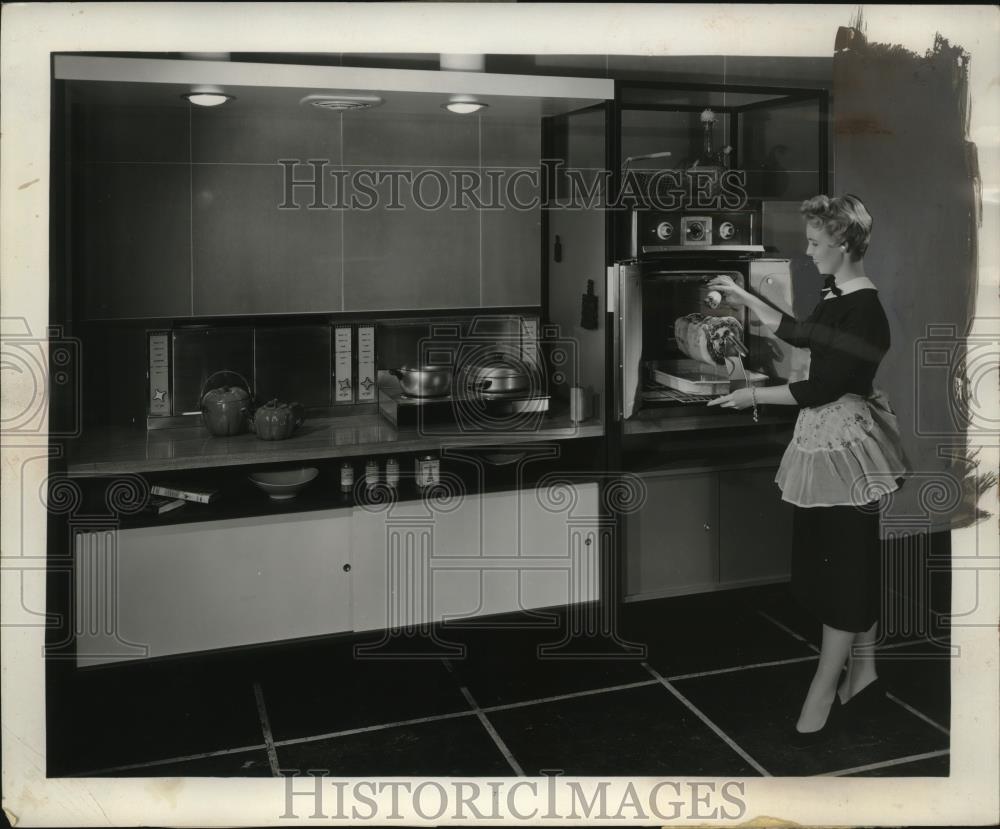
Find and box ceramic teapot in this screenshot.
[200,371,252,437]
[249,399,305,441]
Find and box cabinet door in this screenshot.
[80,163,193,320]
[625,472,718,599]
[74,510,353,666]
[718,467,793,586]
[516,482,601,609]
[350,495,483,632]
[350,485,602,631]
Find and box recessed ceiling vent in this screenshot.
[299,93,384,111]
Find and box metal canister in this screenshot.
[364,459,379,489]
[385,457,400,489]
[340,462,354,493]
[415,455,435,489]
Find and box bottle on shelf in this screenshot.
[385,457,400,490]
[365,458,379,490]
[415,455,435,490]
[340,462,354,494]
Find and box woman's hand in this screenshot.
[707,275,751,308]
[707,387,756,410]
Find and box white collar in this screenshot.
[824,276,877,299]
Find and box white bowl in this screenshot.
[248,467,319,501]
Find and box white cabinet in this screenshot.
[74,509,353,666]
[75,484,603,665]
[351,484,601,631]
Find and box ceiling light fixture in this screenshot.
[443,96,488,115]
[182,87,234,107]
[183,93,233,107]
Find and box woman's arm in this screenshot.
[707,383,798,410]
[706,275,808,344]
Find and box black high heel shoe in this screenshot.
[840,678,886,713]
[790,696,841,748]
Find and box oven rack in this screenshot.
[641,384,712,404]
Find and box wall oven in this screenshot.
[610,209,803,435]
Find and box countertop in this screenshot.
[64,411,604,475]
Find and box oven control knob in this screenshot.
[655,221,674,241]
[686,221,706,241]
[718,221,736,240]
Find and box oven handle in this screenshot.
[609,264,621,421]
[611,262,643,422]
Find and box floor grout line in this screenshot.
[272,710,477,749]
[253,681,281,777]
[756,610,820,653]
[642,662,771,777]
[823,748,950,777]
[885,692,951,736]
[665,654,819,682]
[444,659,526,777]
[69,743,270,777]
[480,680,660,713]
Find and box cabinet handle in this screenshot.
[585,537,593,546]
[342,563,352,573]
[703,523,711,531]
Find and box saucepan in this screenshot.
[390,365,453,397]
[461,354,533,396]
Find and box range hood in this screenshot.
[53,55,613,118]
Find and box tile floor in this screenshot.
[48,582,952,778]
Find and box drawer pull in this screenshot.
[342,563,352,573]
[703,523,711,531]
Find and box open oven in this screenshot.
[610,209,804,434]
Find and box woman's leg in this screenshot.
[838,620,879,703]
[797,624,855,732]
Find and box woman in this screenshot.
[707,194,908,741]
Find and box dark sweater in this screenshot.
[775,288,890,408]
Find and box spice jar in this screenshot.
[364,459,379,489]
[385,457,400,489]
[415,455,435,489]
[339,462,354,493]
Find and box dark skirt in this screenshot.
[790,502,882,633]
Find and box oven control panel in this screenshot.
[632,210,762,255]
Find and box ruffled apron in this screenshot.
[775,390,910,508]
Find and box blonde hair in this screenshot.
[800,193,873,260]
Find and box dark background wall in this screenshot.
[831,36,979,533]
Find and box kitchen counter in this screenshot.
[64,411,604,475]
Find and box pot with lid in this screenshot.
[389,365,453,398]
[462,353,533,396]
[200,370,253,436]
[249,399,305,441]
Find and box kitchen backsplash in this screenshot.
[134,313,541,428]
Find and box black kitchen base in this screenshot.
[47,583,952,778]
